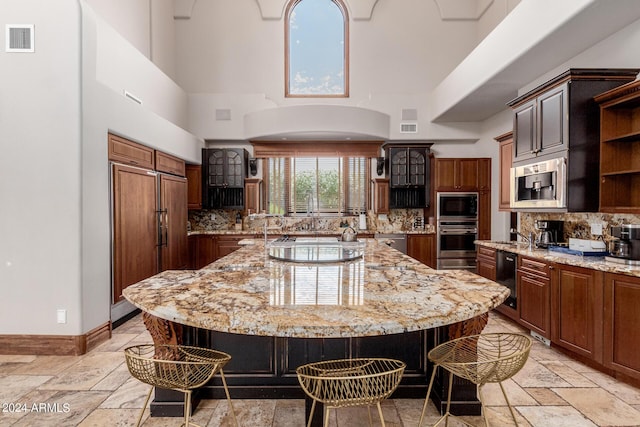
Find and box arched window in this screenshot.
[285,0,349,97]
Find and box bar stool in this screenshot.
[124,344,238,427]
[296,358,406,427]
[419,333,532,427]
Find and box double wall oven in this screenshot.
[436,192,478,270]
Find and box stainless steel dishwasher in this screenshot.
[375,233,407,254]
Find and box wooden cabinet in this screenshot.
[155,151,186,177]
[217,235,244,259]
[244,178,262,214]
[495,132,513,211]
[475,246,496,282]
[108,133,154,169]
[159,174,189,271]
[407,234,435,268]
[477,159,491,240]
[551,265,603,362]
[435,158,478,191]
[202,148,248,209]
[387,146,430,208]
[186,164,202,210]
[517,256,552,338]
[595,80,640,213]
[370,178,389,214]
[512,83,568,163]
[112,164,159,304]
[189,234,244,269]
[603,272,640,380]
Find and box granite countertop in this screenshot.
[189,229,436,236]
[476,240,640,278]
[123,239,507,338]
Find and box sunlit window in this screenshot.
[285,0,349,97]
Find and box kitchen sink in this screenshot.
[267,238,366,263]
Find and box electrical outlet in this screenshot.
[57,309,67,324]
[591,223,603,235]
[211,213,216,221]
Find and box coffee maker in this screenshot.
[534,219,565,248]
[608,225,640,264]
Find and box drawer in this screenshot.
[477,246,497,259]
[518,255,552,278]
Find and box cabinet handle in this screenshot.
[549,265,554,270]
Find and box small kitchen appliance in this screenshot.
[534,219,564,248]
[607,225,640,265]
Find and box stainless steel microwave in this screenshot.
[510,157,566,209]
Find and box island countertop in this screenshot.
[123,239,509,338]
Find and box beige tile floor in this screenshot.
[1,312,640,426]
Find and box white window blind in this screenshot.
[267,156,367,215]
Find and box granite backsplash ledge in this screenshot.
[520,212,640,244]
[188,209,435,234]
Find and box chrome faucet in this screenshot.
[510,228,533,250]
[248,213,283,245]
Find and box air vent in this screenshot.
[401,108,418,121]
[123,90,143,105]
[216,109,232,121]
[6,25,34,52]
[400,123,418,133]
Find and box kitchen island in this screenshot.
[123,238,509,422]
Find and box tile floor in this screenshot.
[1,312,640,426]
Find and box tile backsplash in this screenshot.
[520,212,640,244]
[188,209,435,234]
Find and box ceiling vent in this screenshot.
[6,24,34,52]
[400,123,418,133]
[123,90,143,105]
[216,109,232,121]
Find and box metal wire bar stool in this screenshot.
[124,344,238,427]
[296,358,406,427]
[419,333,532,427]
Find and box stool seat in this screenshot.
[297,358,405,427]
[419,333,532,427]
[125,344,237,427]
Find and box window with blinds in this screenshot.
[267,157,368,215]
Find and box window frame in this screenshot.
[284,0,350,98]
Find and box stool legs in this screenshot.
[135,385,154,427]
[219,369,239,427]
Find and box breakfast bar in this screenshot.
[123,238,509,423]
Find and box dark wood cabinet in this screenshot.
[189,234,245,269]
[216,235,244,259]
[435,158,478,191]
[407,234,435,268]
[186,164,202,210]
[517,256,551,338]
[495,132,513,211]
[603,272,640,380]
[551,265,603,362]
[512,84,568,162]
[202,148,248,209]
[159,174,189,271]
[370,178,390,214]
[244,178,262,214]
[387,145,431,208]
[477,159,491,240]
[475,246,496,282]
[595,80,640,213]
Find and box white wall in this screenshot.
[0,0,83,334]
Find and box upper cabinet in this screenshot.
[186,164,202,210]
[595,81,640,213]
[495,132,513,211]
[508,69,639,165]
[386,144,431,209]
[512,83,568,163]
[435,158,481,192]
[202,148,248,209]
[108,133,155,169]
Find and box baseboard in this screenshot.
[0,321,112,356]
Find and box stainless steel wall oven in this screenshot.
[436,192,478,270]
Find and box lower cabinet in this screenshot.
[216,235,244,258]
[407,234,435,268]
[476,246,496,281]
[517,256,551,338]
[551,265,603,362]
[189,234,245,269]
[603,273,640,379]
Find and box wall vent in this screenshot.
[123,90,143,105]
[6,24,34,52]
[401,108,418,121]
[400,123,418,133]
[216,109,232,121]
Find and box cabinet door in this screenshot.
[225,149,245,188]
[112,164,158,304]
[538,84,567,155]
[108,133,155,169]
[434,158,457,191]
[155,151,186,177]
[389,147,408,187]
[160,174,188,271]
[603,273,640,379]
[217,235,243,259]
[513,100,536,162]
[244,178,262,214]
[205,149,226,187]
[476,258,496,281]
[552,265,602,361]
[457,159,479,190]
[407,234,435,268]
[186,164,202,210]
[477,158,491,191]
[498,137,513,211]
[518,270,550,338]
[408,148,427,186]
[371,179,389,214]
[194,235,216,269]
[478,190,491,240]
